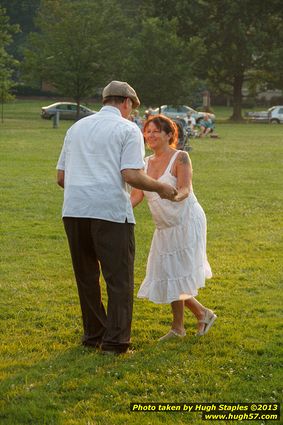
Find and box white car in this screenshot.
[148,105,215,122]
[245,105,283,124]
[268,106,283,123]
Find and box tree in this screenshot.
[139,0,283,120]
[0,6,19,121]
[174,0,283,120]
[127,17,203,107]
[253,8,283,94]
[23,0,131,117]
[0,0,40,60]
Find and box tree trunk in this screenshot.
[230,74,244,121]
[76,100,80,121]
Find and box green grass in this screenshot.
[0,100,282,425]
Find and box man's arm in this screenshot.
[57,170,65,188]
[122,169,177,200]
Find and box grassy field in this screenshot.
[0,100,282,425]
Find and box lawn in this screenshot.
[0,100,282,425]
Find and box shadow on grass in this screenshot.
[1,308,281,425]
[0,337,201,425]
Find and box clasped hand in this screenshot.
[159,183,178,200]
[159,185,189,202]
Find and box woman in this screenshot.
[131,115,216,340]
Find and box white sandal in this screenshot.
[159,329,186,341]
[196,309,217,336]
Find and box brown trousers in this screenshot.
[63,217,135,353]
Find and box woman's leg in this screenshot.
[171,300,185,334]
[184,297,206,333]
[185,298,217,335]
[159,300,186,340]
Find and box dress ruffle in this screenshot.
[137,215,212,303]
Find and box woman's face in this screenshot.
[144,122,171,151]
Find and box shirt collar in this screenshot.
[100,105,122,116]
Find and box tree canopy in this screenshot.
[0,0,40,60]
[147,0,283,119]
[127,17,204,107]
[0,6,19,108]
[5,0,283,120]
[23,0,131,116]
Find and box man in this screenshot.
[199,114,214,137]
[56,80,177,355]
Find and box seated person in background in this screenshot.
[187,113,198,137]
[199,114,214,137]
[132,110,143,130]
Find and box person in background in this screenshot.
[187,112,198,137]
[131,114,217,340]
[144,107,153,120]
[199,114,214,137]
[56,81,177,355]
[132,109,143,130]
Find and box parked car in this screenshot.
[147,105,215,122]
[41,102,96,120]
[245,105,283,124]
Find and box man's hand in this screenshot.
[122,169,177,200]
[158,183,178,200]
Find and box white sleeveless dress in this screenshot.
[137,151,212,304]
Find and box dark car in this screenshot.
[41,102,96,120]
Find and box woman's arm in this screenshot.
[130,188,144,208]
[173,151,192,202]
[57,169,65,188]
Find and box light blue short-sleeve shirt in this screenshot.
[56,106,145,223]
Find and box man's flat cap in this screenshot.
[102,80,140,108]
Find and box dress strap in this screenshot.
[164,150,180,175]
[144,155,153,173]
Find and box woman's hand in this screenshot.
[173,187,190,202]
[130,188,144,208]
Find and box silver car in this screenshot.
[41,102,96,120]
[149,105,215,122]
